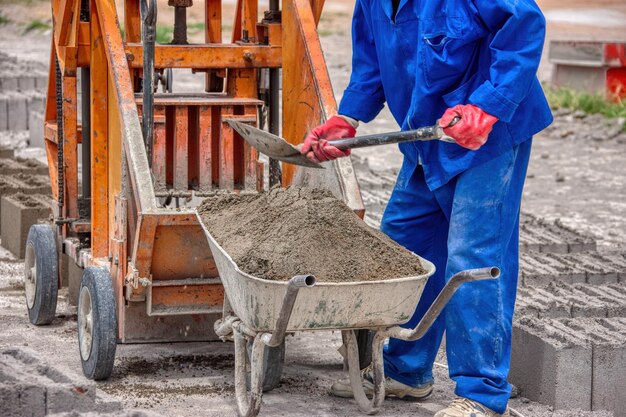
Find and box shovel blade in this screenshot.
[227,120,323,168]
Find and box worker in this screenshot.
[301,0,553,416]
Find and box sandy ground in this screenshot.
[0,0,625,416]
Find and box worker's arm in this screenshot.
[442,0,546,149]
[337,0,386,123]
[301,0,384,162]
[466,0,547,123]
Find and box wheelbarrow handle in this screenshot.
[329,117,460,151]
[384,266,500,342]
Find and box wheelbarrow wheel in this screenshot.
[78,267,117,380]
[247,340,285,392]
[24,224,58,325]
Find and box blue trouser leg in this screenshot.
[380,140,532,413]
[380,155,450,388]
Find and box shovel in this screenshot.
[227,118,459,169]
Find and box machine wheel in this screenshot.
[247,340,285,392]
[78,267,117,380]
[24,224,59,325]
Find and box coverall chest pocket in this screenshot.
[419,16,483,88]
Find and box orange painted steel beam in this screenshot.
[125,44,282,69]
[55,0,78,47]
[90,0,109,258]
[310,0,325,26]
[95,0,156,214]
[44,122,83,145]
[124,0,141,43]
[281,0,336,183]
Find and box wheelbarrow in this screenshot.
[199,218,500,416]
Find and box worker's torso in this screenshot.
[360,0,553,189]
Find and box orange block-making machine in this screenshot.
[22,0,363,381]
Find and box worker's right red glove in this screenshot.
[441,104,498,150]
[300,116,356,163]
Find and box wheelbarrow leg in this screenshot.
[343,330,386,415]
[234,330,266,417]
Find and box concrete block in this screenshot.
[0,146,14,159]
[0,76,18,93]
[510,318,592,410]
[1,193,52,258]
[0,158,48,175]
[0,95,7,131]
[27,92,45,116]
[17,76,36,91]
[46,383,96,414]
[0,174,50,234]
[0,383,46,417]
[34,75,48,90]
[519,213,597,254]
[0,348,98,416]
[7,93,28,131]
[28,111,44,148]
[589,318,626,414]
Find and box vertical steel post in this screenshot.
[80,0,90,215]
[266,0,282,187]
[140,0,157,166]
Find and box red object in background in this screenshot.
[550,41,626,102]
[605,43,626,101]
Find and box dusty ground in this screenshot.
[0,0,626,416]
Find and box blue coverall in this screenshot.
[337,0,553,413]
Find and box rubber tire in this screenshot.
[356,329,374,370]
[78,267,117,380]
[247,340,285,392]
[24,224,58,325]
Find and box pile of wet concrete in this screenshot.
[353,153,626,416]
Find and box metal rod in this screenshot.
[268,67,281,187]
[261,275,315,347]
[234,331,264,417]
[344,330,386,415]
[384,267,500,342]
[81,68,91,208]
[172,6,188,45]
[140,0,157,167]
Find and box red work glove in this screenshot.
[441,104,498,150]
[300,116,356,163]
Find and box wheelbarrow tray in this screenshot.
[199,216,436,333]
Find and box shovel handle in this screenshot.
[330,117,459,151]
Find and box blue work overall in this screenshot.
[337,0,553,413]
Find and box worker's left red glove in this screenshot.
[301,116,356,163]
[441,104,498,150]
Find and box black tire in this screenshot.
[247,340,285,392]
[356,329,374,370]
[78,267,117,380]
[24,224,58,325]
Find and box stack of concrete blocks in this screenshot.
[0,348,128,416]
[0,149,52,259]
[511,213,626,416]
[0,72,47,139]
